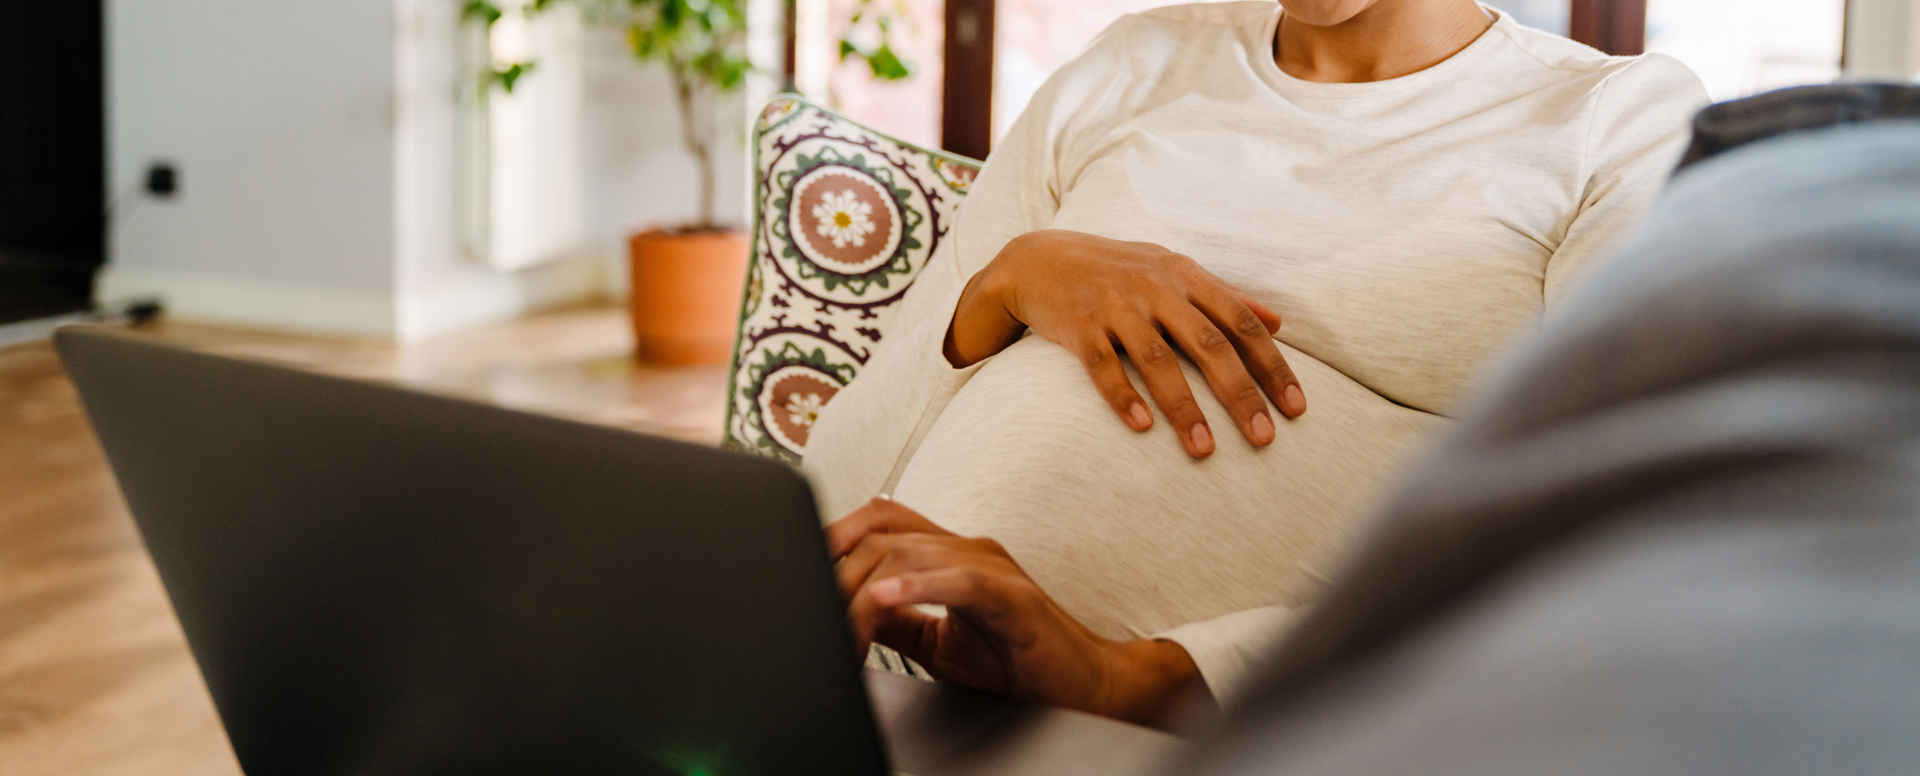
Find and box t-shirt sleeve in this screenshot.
[1544,53,1709,306]
[801,17,1146,519]
[1156,605,1299,705]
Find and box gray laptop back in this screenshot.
[56,329,889,775]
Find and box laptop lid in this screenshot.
[56,329,889,775]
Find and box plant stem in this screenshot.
[669,60,716,230]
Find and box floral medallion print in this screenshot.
[772,145,924,306]
[789,166,901,279]
[722,94,984,463]
[813,189,876,248]
[756,96,800,132]
[759,365,843,454]
[786,392,826,429]
[733,338,858,460]
[936,158,980,194]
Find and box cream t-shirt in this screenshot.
[802,2,1708,701]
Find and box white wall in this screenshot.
[577,25,750,301]
[104,0,401,335]
[400,0,751,326]
[104,0,748,339]
[393,0,601,340]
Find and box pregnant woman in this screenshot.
[803,0,1707,725]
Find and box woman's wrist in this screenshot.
[1098,637,1212,728]
[942,250,1027,367]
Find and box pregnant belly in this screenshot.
[889,335,1444,640]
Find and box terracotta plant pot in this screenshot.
[627,228,750,365]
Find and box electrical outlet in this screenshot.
[145,162,179,199]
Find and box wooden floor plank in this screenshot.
[0,305,726,774]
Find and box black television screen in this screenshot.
[0,2,104,324]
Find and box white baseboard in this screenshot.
[395,255,604,341]
[96,265,399,338]
[97,256,606,342]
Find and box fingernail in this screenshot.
[1250,412,1274,445]
[1283,384,1306,416]
[1189,423,1213,455]
[871,577,904,604]
[1128,402,1152,429]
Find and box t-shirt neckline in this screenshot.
[1257,3,1513,100]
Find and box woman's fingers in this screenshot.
[1115,324,1215,458]
[836,527,971,601]
[835,532,901,599]
[1196,288,1306,419]
[844,538,975,651]
[825,497,947,559]
[845,546,922,653]
[1078,335,1153,431]
[1158,305,1279,448]
[865,604,942,668]
[1237,293,1283,335]
[847,582,935,660]
[867,567,1033,644]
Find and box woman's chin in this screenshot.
[1279,0,1377,28]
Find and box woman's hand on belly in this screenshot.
[828,497,1213,727]
[944,229,1308,459]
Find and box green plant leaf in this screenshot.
[661,0,688,30]
[462,0,503,25]
[490,61,535,93]
[628,25,657,58]
[865,43,909,80]
[714,55,750,90]
[484,0,906,112]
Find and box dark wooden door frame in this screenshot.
[1838,0,1852,70]
[940,0,996,159]
[776,0,995,157]
[1571,0,1648,55]
[781,0,798,90]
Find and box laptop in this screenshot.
[56,328,892,775]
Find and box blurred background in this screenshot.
[1,3,1916,774]
[2,1,1914,344]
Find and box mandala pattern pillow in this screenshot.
[722,94,982,463]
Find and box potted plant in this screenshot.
[465,0,915,364]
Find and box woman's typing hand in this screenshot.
[828,497,1211,728]
[944,229,1306,459]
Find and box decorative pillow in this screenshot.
[722,94,983,463]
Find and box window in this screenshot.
[993,0,1172,139]
[1496,0,1571,35]
[793,0,1161,154]
[1646,0,1847,100]
[793,0,947,148]
[786,1,1859,156]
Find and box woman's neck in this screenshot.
[1276,0,1494,83]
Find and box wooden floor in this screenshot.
[0,305,727,775]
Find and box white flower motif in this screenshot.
[785,392,826,428]
[812,189,875,248]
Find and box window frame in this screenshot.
[783,0,1742,156]
[1572,0,1648,55]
